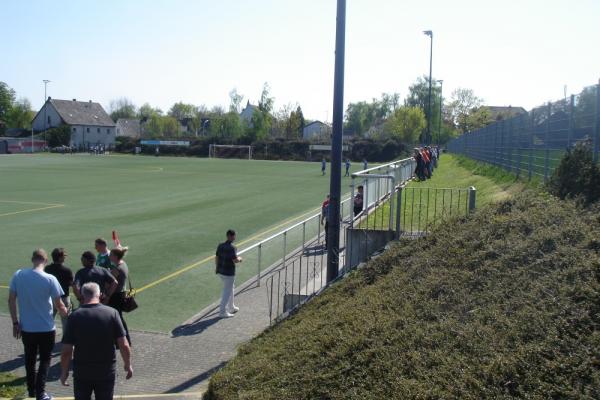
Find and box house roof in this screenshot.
[116,118,141,137]
[304,120,327,128]
[480,106,527,120]
[45,99,115,127]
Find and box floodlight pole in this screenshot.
[43,79,51,150]
[327,0,346,284]
[437,79,444,145]
[424,31,433,145]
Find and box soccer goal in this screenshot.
[209,144,253,160]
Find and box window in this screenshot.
[107,128,110,134]
[97,128,100,133]
[86,127,90,133]
[72,127,76,132]
[47,116,51,124]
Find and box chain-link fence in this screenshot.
[447,84,600,180]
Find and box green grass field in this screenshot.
[0,154,360,332]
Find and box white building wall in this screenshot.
[70,125,116,149]
[32,103,62,132]
[303,123,328,140]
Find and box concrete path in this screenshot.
[0,243,332,399]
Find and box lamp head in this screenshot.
[423,30,433,37]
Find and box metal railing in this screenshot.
[266,156,418,324]
[448,83,600,180]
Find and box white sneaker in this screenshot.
[229,306,240,314]
[219,312,234,318]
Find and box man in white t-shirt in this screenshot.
[8,249,69,400]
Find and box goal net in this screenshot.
[209,144,253,160]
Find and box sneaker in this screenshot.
[219,312,234,318]
[229,306,240,314]
[38,393,53,400]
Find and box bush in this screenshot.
[547,141,600,205]
[45,125,71,147]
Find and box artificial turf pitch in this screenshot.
[0,154,358,332]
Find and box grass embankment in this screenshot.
[363,154,525,231]
[205,191,600,399]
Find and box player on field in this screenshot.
[321,158,326,176]
[345,159,351,177]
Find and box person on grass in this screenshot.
[44,247,74,334]
[106,247,131,346]
[321,158,326,176]
[345,159,351,177]
[95,238,112,270]
[60,282,133,400]
[9,249,69,400]
[73,251,118,305]
[215,230,243,318]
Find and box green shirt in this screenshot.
[96,252,112,269]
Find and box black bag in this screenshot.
[121,276,138,313]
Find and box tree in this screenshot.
[229,88,244,113]
[222,111,244,138]
[109,98,137,121]
[161,116,180,137]
[447,88,483,133]
[382,106,426,143]
[138,103,162,119]
[46,125,71,147]
[287,106,305,140]
[258,82,274,114]
[404,76,442,142]
[0,81,16,133]
[465,107,493,131]
[168,102,196,121]
[344,93,400,137]
[6,98,34,130]
[246,109,270,140]
[145,115,163,138]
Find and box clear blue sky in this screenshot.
[1,0,599,121]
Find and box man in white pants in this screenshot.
[215,230,243,318]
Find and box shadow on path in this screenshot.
[164,361,227,393]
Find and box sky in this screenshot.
[1,0,599,121]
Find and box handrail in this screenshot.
[352,156,414,177]
[237,196,351,256]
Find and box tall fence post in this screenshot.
[568,94,575,148]
[468,186,477,213]
[594,83,600,163]
[257,244,262,287]
[528,109,534,181]
[508,116,514,173]
[544,102,551,181]
[395,185,403,239]
[282,231,287,270]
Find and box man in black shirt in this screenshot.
[215,230,243,318]
[45,248,74,333]
[60,282,133,400]
[73,252,118,304]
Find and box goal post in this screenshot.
[209,144,253,160]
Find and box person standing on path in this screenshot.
[354,185,364,217]
[44,248,74,334]
[321,194,330,248]
[60,282,133,400]
[106,247,131,345]
[73,251,118,304]
[321,158,326,176]
[9,249,69,400]
[215,230,243,318]
[95,238,112,270]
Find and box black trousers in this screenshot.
[108,292,131,346]
[21,331,55,397]
[74,376,115,400]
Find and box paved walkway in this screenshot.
[0,244,333,399]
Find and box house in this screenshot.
[240,101,260,125]
[303,121,331,140]
[479,106,527,121]
[32,98,116,149]
[116,118,142,138]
